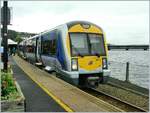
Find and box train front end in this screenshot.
[66,21,110,88]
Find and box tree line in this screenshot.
[1,29,37,44]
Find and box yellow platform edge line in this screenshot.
[28,75,74,112]
[13,57,74,112]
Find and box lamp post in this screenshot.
[2,1,8,71]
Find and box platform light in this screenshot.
[71,58,78,71]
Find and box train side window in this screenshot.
[26,39,34,53]
[37,37,41,54]
[41,35,51,55]
[41,30,57,56]
[26,38,36,53]
[32,38,36,53]
[49,30,57,56]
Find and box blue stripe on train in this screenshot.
[56,33,67,70]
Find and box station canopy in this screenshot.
[8,39,17,45]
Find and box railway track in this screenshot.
[107,81,149,98]
[107,77,149,98]
[48,71,148,112]
[82,88,147,112]
[28,62,148,112]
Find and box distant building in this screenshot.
[8,39,17,53]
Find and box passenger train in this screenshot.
[18,21,110,88]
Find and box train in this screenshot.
[18,21,110,88]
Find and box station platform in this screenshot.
[11,55,124,112]
[10,56,66,112]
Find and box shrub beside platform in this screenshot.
[1,69,25,112]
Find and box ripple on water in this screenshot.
[108,50,149,89]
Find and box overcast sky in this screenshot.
[3,1,150,45]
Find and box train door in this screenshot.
[40,31,57,71]
[36,37,42,64]
[23,41,27,58]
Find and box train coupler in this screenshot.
[86,77,100,88]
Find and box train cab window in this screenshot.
[88,34,106,56]
[70,33,106,56]
[70,33,89,56]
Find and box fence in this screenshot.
[108,61,149,89]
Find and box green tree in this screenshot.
[8,30,18,41]
[15,35,23,44]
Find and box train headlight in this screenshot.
[102,58,108,69]
[71,58,78,71]
[81,24,90,29]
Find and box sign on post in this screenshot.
[1,7,11,25]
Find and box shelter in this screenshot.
[8,39,17,45]
[8,39,17,54]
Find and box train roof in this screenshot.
[25,34,39,41]
[40,21,103,35]
[66,21,102,30]
[21,21,103,42]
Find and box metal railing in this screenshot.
[108,61,149,89]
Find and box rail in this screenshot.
[82,88,147,112]
[107,78,149,98]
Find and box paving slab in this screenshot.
[10,56,66,112]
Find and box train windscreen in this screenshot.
[70,33,89,56]
[88,34,106,56]
[70,33,106,56]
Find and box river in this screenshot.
[108,50,149,89]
